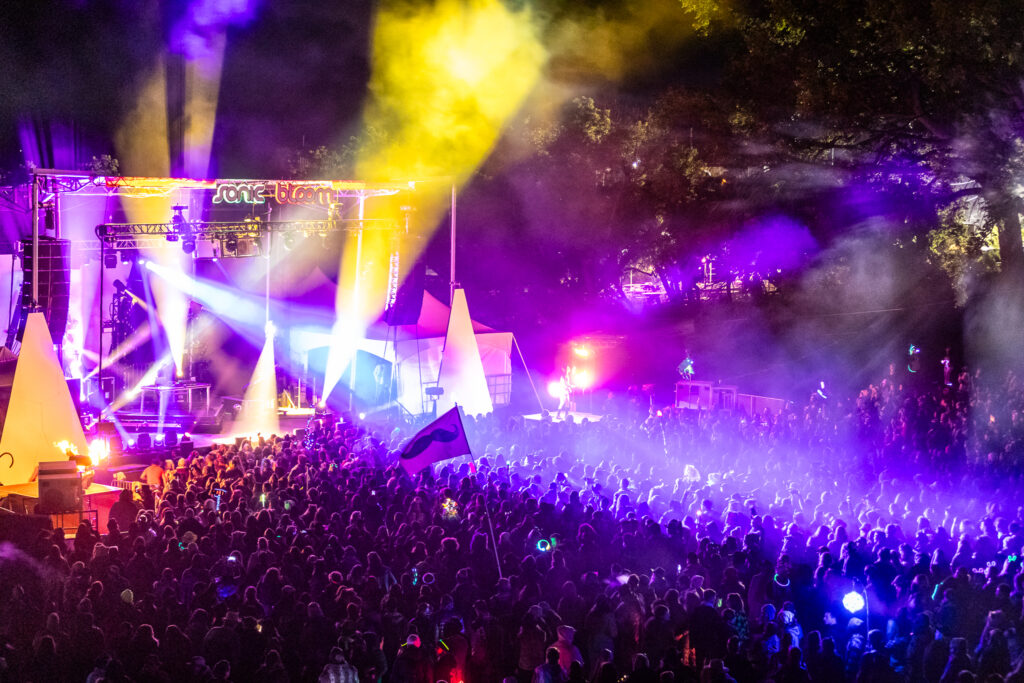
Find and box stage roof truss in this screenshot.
[19,170,409,198]
[96,218,401,245]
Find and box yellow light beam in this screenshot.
[323,0,546,398]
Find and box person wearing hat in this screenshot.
[392,634,432,683]
[551,625,583,674]
[318,646,358,683]
[700,658,737,683]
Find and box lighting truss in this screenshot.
[95,218,399,246]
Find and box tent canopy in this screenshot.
[365,291,495,340]
[360,291,511,415]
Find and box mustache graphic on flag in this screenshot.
[402,426,461,459]
[398,407,472,475]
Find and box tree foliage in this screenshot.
[506,94,740,302]
[678,0,1024,280]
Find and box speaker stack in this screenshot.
[18,237,71,345]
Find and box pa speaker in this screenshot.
[18,238,71,345]
[384,254,425,326]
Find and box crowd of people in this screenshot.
[1,363,1024,683]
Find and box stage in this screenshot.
[523,411,604,423]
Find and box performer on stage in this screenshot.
[109,279,135,351]
[557,365,576,418]
[678,352,695,380]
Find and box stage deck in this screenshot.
[523,411,604,423]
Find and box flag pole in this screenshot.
[474,453,504,581]
[473,456,501,581]
[400,403,503,579]
[457,404,503,580]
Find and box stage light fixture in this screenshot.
[182,238,196,255]
[283,232,298,250]
[224,236,238,255]
[103,251,118,268]
[168,205,187,242]
[120,250,134,264]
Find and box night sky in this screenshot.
[0,0,378,175]
[0,0,704,176]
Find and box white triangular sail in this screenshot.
[0,312,87,485]
[436,289,493,416]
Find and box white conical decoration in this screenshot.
[0,312,87,485]
[436,289,493,417]
[235,330,280,438]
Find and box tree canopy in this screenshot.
[683,0,1024,281]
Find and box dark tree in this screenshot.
[679,0,1024,280]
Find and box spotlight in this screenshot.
[120,250,134,264]
[224,236,238,255]
[575,369,594,390]
[283,232,298,250]
[842,591,865,613]
[103,251,118,268]
[547,381,565,399]
[182,238,196,254]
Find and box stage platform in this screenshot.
[523,411,604,423]
[115,415,317,451]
